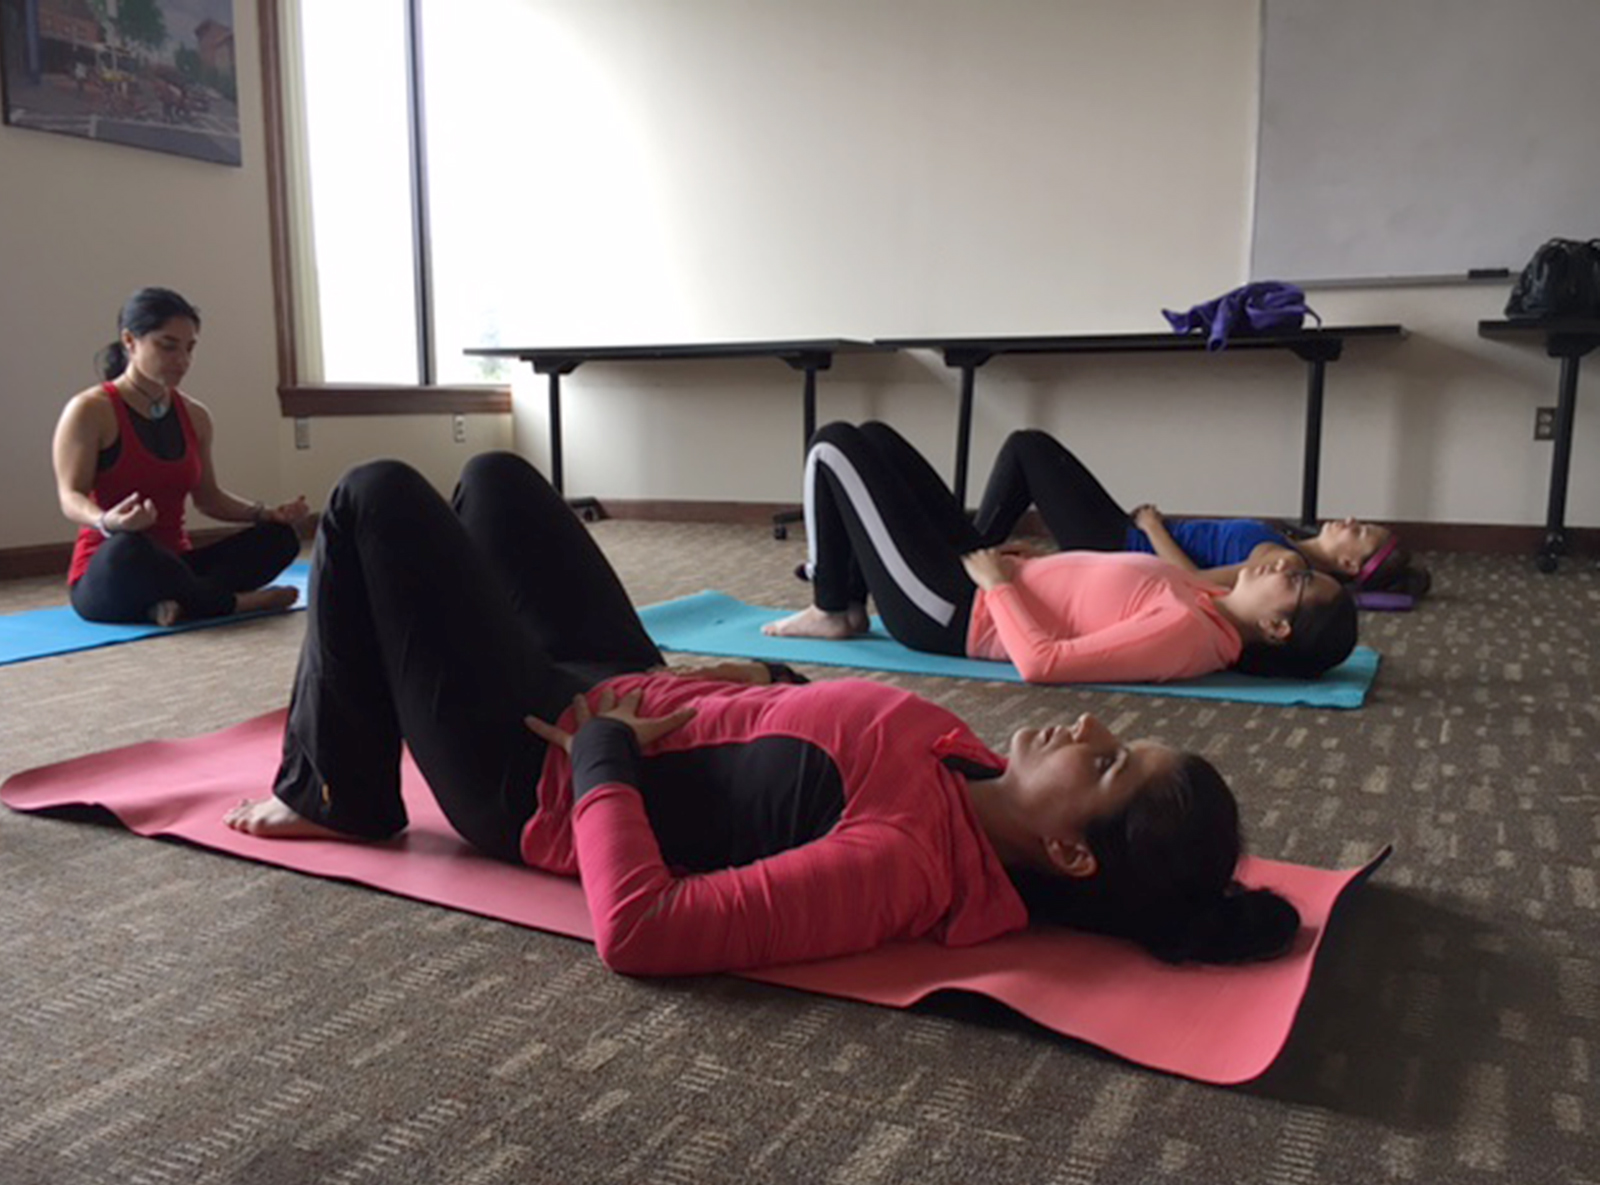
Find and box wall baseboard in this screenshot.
[4,508,1592,580]
[599,499,801,527]
[597,501,1596,557]
[1383,520,1598,556]
[0,543,76,581]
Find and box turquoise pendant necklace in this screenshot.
[126,376,170,419]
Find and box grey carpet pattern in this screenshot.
[0,523,1596,1185]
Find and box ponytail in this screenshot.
[1235,585,1358,679]
[97,339,129,381]
[1009,753,1301,964]
[1359,540,1431,600]
[1148,882,1302,963]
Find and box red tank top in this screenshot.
[67,383,203,585]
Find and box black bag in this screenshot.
[1504,238,1600,320]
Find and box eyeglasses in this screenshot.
[1286,557,1315,634]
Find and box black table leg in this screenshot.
[1301,358,1326,528]
[937,349,994,514]
[533,363,601,520]
[1289,337,1342,530]
[954,363,977,509]
[546,371,564,494]
[772,364,820,539]
[1537,353,1582,573]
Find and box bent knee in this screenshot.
[457,449,540,490]
[1004,428,1056,451]
[328,460,440,531]
[337,458,428,504]
[261,520,301,566]
[454,450,555,511]
[808,421,872,458]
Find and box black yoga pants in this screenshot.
[803,421,981,656]
[272,452,663,862]
[973,429,1131,552]
[70,523,301,623]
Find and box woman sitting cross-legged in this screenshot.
[51,287,310,627]
[766,421,1358,684]
[224,451,1300,975]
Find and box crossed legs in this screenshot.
[70,522,301,625]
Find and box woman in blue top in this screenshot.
[974,429,1430,601]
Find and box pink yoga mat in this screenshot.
[1,711,1388,1085]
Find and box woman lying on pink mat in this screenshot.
[225,452,1299,976]
[766,422,1359,684]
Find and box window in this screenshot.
[297,0,419,383]
[291,0,694,387]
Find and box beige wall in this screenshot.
[3,0,1592,554]
[280,414,511,504]
[1,1,278,551]
[500,0,1594,529]
[0,0,507,552]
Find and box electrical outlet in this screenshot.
[452,413,467,444]
[294,417,311,450]
[1534,406,1556,441]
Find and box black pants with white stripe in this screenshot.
[804,422,980,655]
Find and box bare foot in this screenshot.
[762,604,869,640]
[149,600,182,627]
[234,585,299,616]
[223,796,351,840]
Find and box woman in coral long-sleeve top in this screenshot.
[224,452,1299,975]
[766,422,1357,684]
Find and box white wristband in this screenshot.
[95,512,111,538]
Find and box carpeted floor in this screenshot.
[0,521,1595,1185]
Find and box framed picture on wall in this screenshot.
[0,0,241,166]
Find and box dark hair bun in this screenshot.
[1393,564,1431,599]
[1164,885,1302,963]
[1363,547,1430,601]
[1235,588,1358,680]
[97,341,129,382]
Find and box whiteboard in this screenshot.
[1252,0,1600,284]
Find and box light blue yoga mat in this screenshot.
[638,590,1379,708]
[0,562,311,667]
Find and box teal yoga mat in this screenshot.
[0,562,311,667]
[639,590,1379,708]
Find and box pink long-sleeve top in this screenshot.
[519,674,1029,977]
[966,551,1242,684]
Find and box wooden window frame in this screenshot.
[278,384,509,416]
[257,1,508,418]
